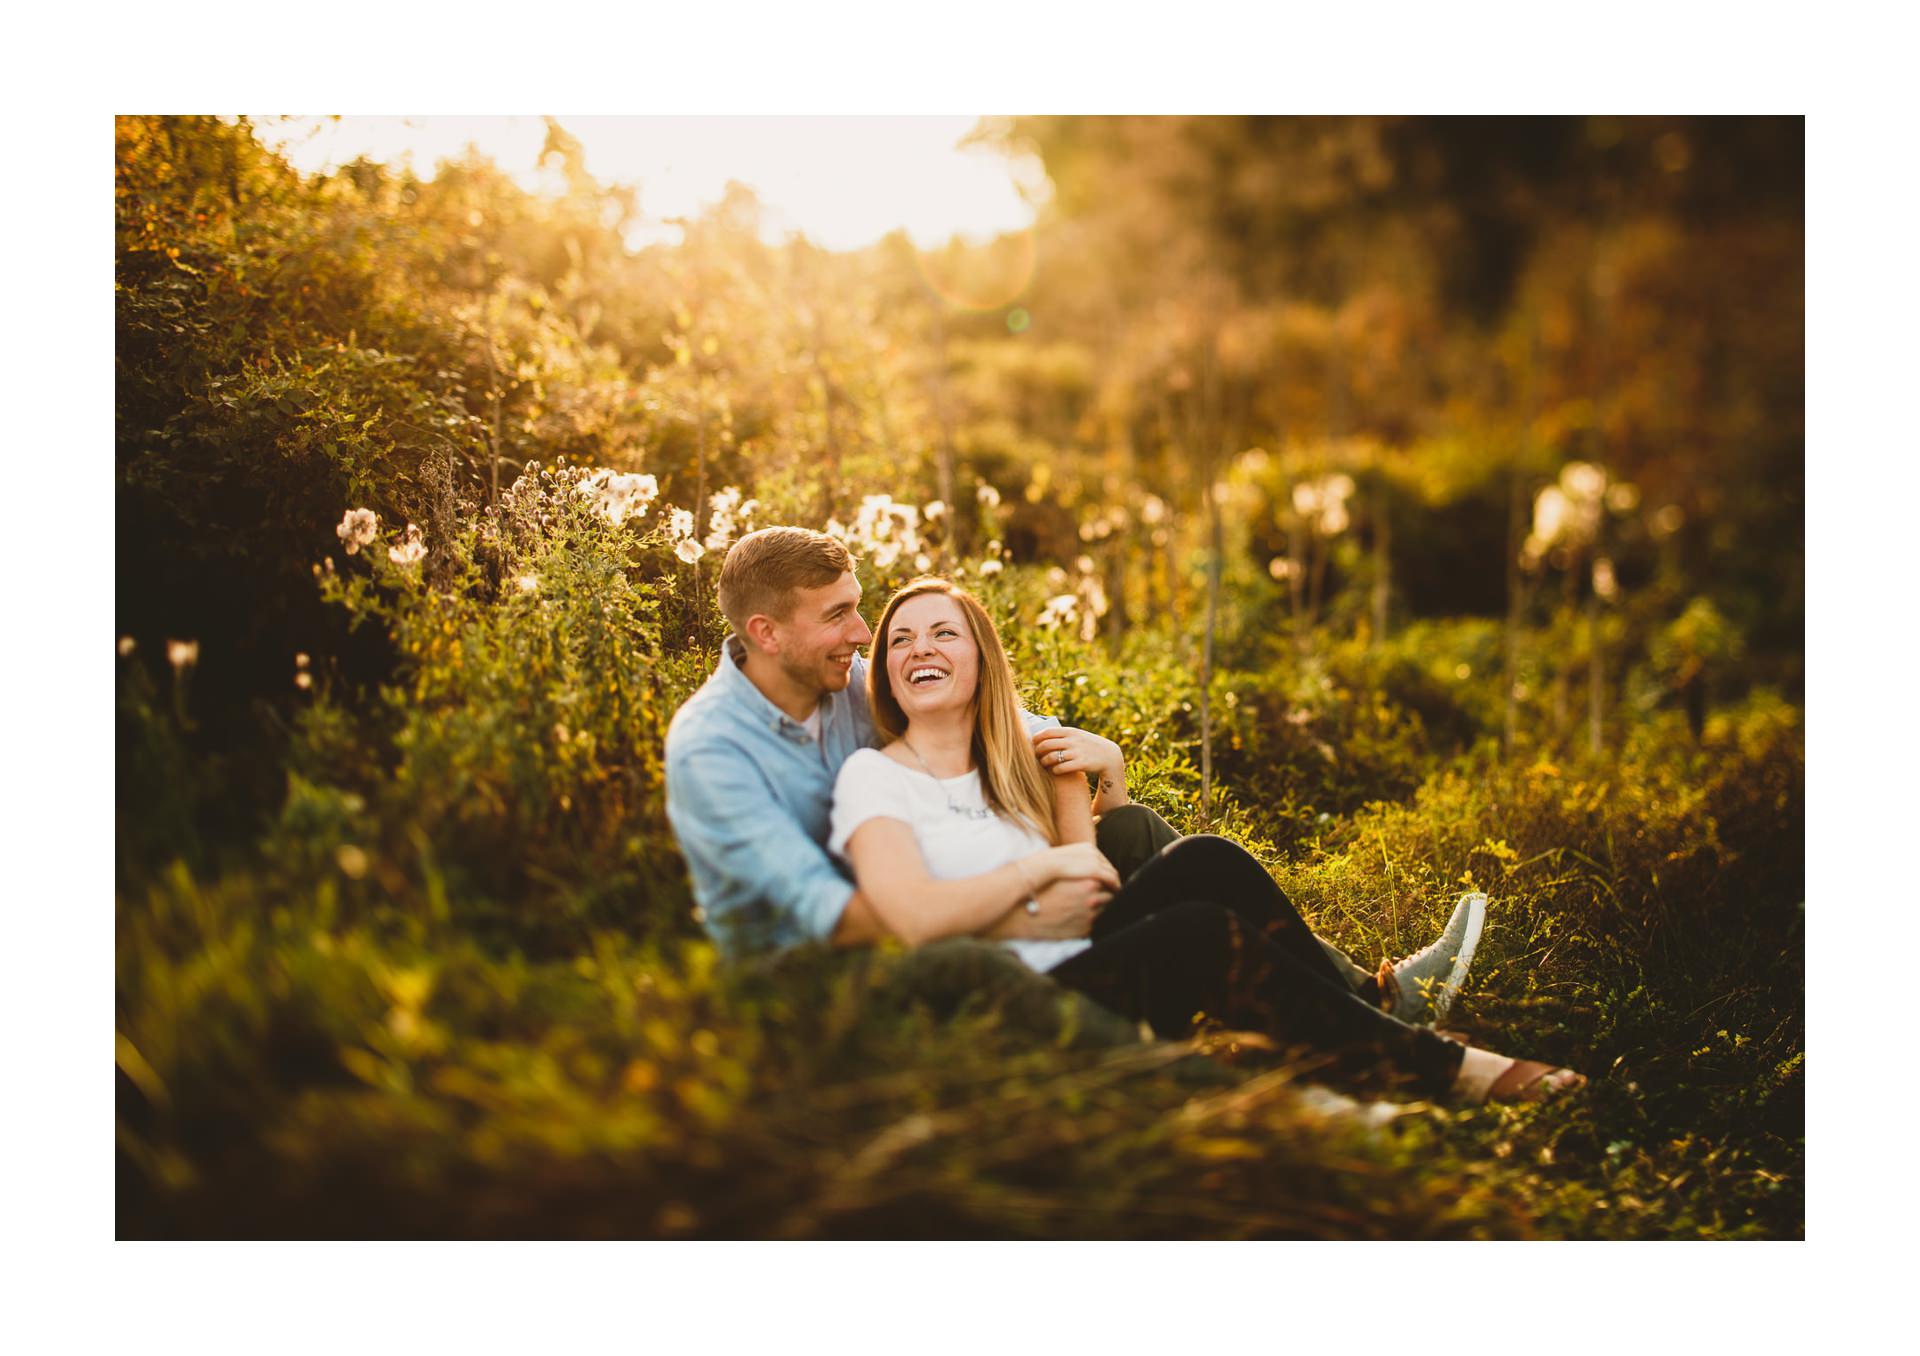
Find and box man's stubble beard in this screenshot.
[779,649,843,700]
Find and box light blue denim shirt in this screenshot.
[664,635,1057,958]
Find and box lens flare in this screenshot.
[913,229,1038,312]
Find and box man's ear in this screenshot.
[741,613,780,656]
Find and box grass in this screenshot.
[116,677,1802,1239]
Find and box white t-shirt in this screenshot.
[828,747,1093,973]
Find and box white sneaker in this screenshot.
[1387,891,1486,1024]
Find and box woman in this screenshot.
[828,577,1584,1104]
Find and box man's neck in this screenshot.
[736,648,824,723]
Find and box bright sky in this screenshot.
[260,116,1045,252]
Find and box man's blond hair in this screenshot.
[718,527,855,635]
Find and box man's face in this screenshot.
[768,571,872,697]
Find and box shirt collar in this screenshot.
[717,634,826,741]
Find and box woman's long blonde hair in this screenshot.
[868,577,1060,845]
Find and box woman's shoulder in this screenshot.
[835,744,911,789]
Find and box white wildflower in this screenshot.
[923,500,947,521]
[1560,461,1607,504]
[1141,496,1167,526]
[1269,558,1298,581]
[1038,594,1078,630]
[1532,486,1573,546]
[669,507,696,541]
[976,482,1001,508]
[978,558,1004,576]
[295,653,310,669]
[295,672,312,691]
[580,469,660,527]
[515,575,540,594]
[1592,557,1620,601]
[388,523,428,566]
[336,508,379,555]
[675,538,706,564]
[167,638,199,670]
[117,636,136,657]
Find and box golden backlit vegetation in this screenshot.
[116,115,1802,1238]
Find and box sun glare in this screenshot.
[260,115,1044,252]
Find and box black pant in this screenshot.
[1060,816,1465,1095]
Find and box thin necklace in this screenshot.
[899,738,995,821]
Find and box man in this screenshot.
[665,526,1480,1023]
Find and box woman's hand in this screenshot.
[1021,875,1111,939]
[1026,842,1121,892]
[1031,726,1129,813]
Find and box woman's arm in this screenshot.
[1032,727,1131,816]
[1051,759,1096,846]
[842,819,1117,946]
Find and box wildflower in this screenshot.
[1076,576,1109,641]
[1269,558,1298,581]
[1606,482,1641,514]
[1560,461,1607,504]
[335,844,369,879]
[1076,555,1096,575]
[336,508,379,555]
[388,523,428,566]
[117,636,136,657]
[579,469,660,527]
[923,500,947,521]
[295,652,310,669]
[1531,485,1572,547]
[675,538,706,564]
[295,672,312,690]
[1038,594,1078,629]
[976,482,1001,508]
[1592,557,1620,601]
[978,558,1004,576]
[669,507,696,541]
[704,485,747,551]
[1295,474,1354,536]
[1141,496,1167,526]
[167,638,198,670]
[914,552,933,572]
[515,574,540,594]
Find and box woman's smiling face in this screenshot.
[884,592,980,721]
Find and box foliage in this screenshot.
[116,116,1803,1239]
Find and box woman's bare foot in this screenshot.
[1451,1046,1587,1104]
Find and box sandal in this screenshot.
[1452,1047,1587,1104]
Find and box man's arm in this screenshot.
[666,741,862,950]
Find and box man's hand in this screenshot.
[1032,726,1130,812]
[988,875,1112,940]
